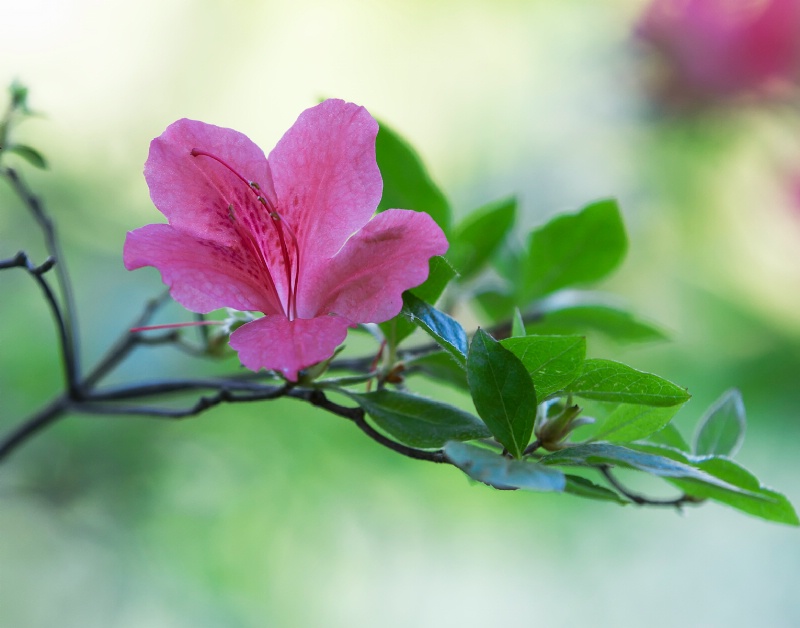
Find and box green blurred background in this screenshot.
[2,0,799,626]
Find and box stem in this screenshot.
[598,465,700,508]
[301,389,448,463]
[0,396,70,462]
[3,167,81,387]
[3,251,79,397]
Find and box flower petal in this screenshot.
[268,99,382,266]
[229,314,351,381]
[298,209,449,322]
[145,118,276,244]
[124,223,280,314]
[145,118,298,308]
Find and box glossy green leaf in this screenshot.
[541,443,744,492]
[532,304,667,344]
[411,255,458,305]
[521,199,627,300]
[401,292,468,368]
[567,359,690,407]
[380,256,457,347]
[564,475,627,504]
[693,389,746,457]
[590,404,683,443]
[405,351,468,391]
[449,196,516,281]
[5,144,47,169]
[345,390,489,449]
[467,329,536,458]
[445,441,566,492]
[500,335,585,401]
[632,444,799,525]
[375,121,451,235]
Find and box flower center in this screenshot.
[191,149,300,320]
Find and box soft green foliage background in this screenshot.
[2,0,800,626]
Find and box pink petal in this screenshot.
[298,209,449,323]
[229,314,351,380]
[124,223,281,314]
[145,118,276,242]
[268,99,382,266]
[145,119,297,307]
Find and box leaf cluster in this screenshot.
[335,117,797,525]
[1,87,796,526]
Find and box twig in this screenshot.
[3,166,81,387]
[1,250,79,397]
[300,389,448,463]
[0,396,70,461]
[598,465,701,508]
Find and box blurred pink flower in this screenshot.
[636,0,800,106]
[124,99,448,380]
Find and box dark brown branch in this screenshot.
[0,395,70,461]
[3,166,81,386]
[2,250,79,397]
[300,389,448,463]
[598,465,702,509]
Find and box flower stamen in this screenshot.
[192,148,300,319]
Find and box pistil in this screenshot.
[191,149,300,319]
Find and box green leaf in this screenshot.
[510,307,526,338]
[693,389,746,457]
[405,351,468,390]
[646,423,690,452]
[541,443,744,491]
[467,329,536,458]
[345,390,489,449]
[375,121,452,235]
[449,196,516,281]
[474,289,516,323]
[532,304,667,344]
[379,256,457,348]
[686,458,798,525]
[5,144,47,169]
[567,359,690,407]
[632,444,799,525]
[410,255,458,305]
[444,441,566,492]
[521,199,627,300]
[401,292,468,367]
[9,80,30,112]
[500,335,585,401]
[590,404,683,443]
[564,475,627,504]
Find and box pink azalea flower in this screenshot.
[636,0,800,106]
[124,99,448,380]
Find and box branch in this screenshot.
[299,388,448,463]
[0,396,70,461]
[79,382,294,419]
[3,166,81,386]
[598,465,702,509]
[1,250,79,397]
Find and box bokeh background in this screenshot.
[2,0,800,626]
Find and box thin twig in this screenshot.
[598,465,700,508]
[3,166,81,386]
[2,250,79,397]
[79,383,293,419]
[300,389,448,463]
[0,396,70,461]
